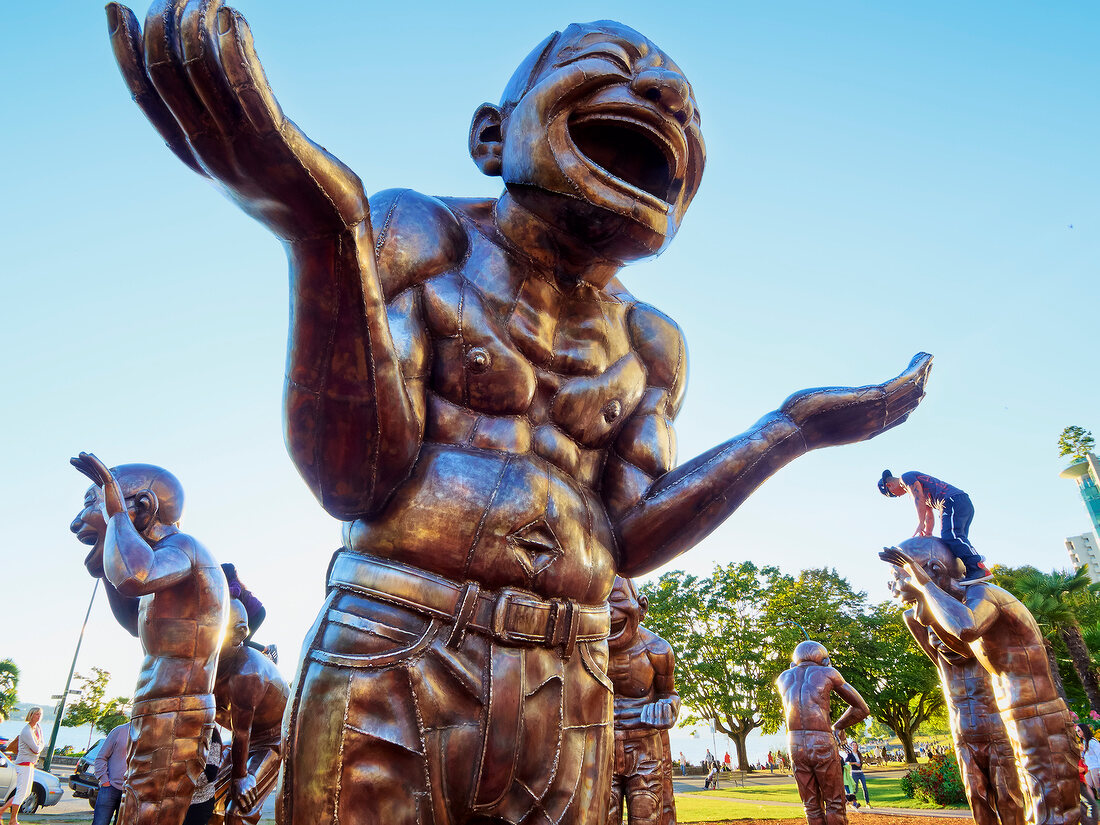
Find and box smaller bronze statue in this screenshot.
[606,577,680,825]
[213,600,290,825]
[776,641,869,825]
[70,453,228,825]
[888,538,1024,825]
[881,540,1080,825]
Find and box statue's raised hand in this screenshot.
[71,452,127,518]
[780,352,932,451]
[879,546,931,587]
[107,1,368,240]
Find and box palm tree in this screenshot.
[1011,567,1100,713]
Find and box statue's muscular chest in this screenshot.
[608,639,657,696]
[418,252,645,455]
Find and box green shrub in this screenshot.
[900,752,967,806]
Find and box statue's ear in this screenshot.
[469,103,504,177]
[637,592,649,617]
[132,489,160,531]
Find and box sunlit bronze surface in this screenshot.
[105,3,932,822]
[776,641,869,825]
[606,578,679,825]
[212,600,290,825]
[901,609,1024,825]
[70,453,227,825]
[882,539,1080,825]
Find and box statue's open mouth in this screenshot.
[609,613,629,641]
[568,112,681,205]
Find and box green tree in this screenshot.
[642,563,787,770]
[96,697,132,735]
[850,603,944,763]
[1059,426,1095,462]
[998,565,1100,712]
[62,668,114,748]
[0,660,19,722]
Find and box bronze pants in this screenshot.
[955,736,1024,825]
[789,731,846,825]
[123,694,215,825]
[278,589,614,825]
[1001,702,1081,825]
[607,728,675,825]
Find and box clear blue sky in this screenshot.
[2,1,1097,714]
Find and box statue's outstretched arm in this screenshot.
[832,676,870,731]
[107,3,421,517]
[612,350,933,576]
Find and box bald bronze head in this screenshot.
[71,462,185,576]
[607,575,648,651]
[792,640,830,666]
[887,536,964,605]
[223,599,251,653]
[469,21,705,263]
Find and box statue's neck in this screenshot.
[494,193,621,289]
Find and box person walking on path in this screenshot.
[844,742,871,807]
[0,707,44,825]
[1082,723,1100,794]
[878,470,992,584]
[93,722,130,825]
[679,752,687,776]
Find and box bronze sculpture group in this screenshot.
[69,2,1072,825]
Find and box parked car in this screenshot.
[0,750,63,814]
[69,738,105,808]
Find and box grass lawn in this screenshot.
[675,795,808,822]
[695,775,968,810]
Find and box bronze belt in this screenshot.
[999,697,1069,722]
[327,550,610,657]
[131,694,215,718]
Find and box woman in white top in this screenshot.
[1081,723,1100,793]
[1,707,44,824]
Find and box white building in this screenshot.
[1065,533,1100,583]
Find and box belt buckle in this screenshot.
[490,588,530,645]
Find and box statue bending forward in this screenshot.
[889,538,1024,825]
[882,542,1080,825]
[106,2,931,822]
[606,578,680,825]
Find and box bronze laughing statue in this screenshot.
[776,641,870,825]
[606,577,680,825]
[70,453,227,825]
[881,542,1080,825]
[888,538,1024,825]
[214,600,290,825]
[105,4,931,823]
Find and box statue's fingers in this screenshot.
[143,0,224,152]
[180,0,244,136]
[216,8,285,136]
[107,4,207,177]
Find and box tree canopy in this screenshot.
[1059,425,1095,462]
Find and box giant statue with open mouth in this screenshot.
[104,4,933,823]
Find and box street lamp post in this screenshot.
[43,580,98,770]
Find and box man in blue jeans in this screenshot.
[878,470,992,585]
[93,721,129,825]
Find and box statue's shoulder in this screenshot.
[640,626,674,657]
[625,300,687,408]
[369,189,471,299]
